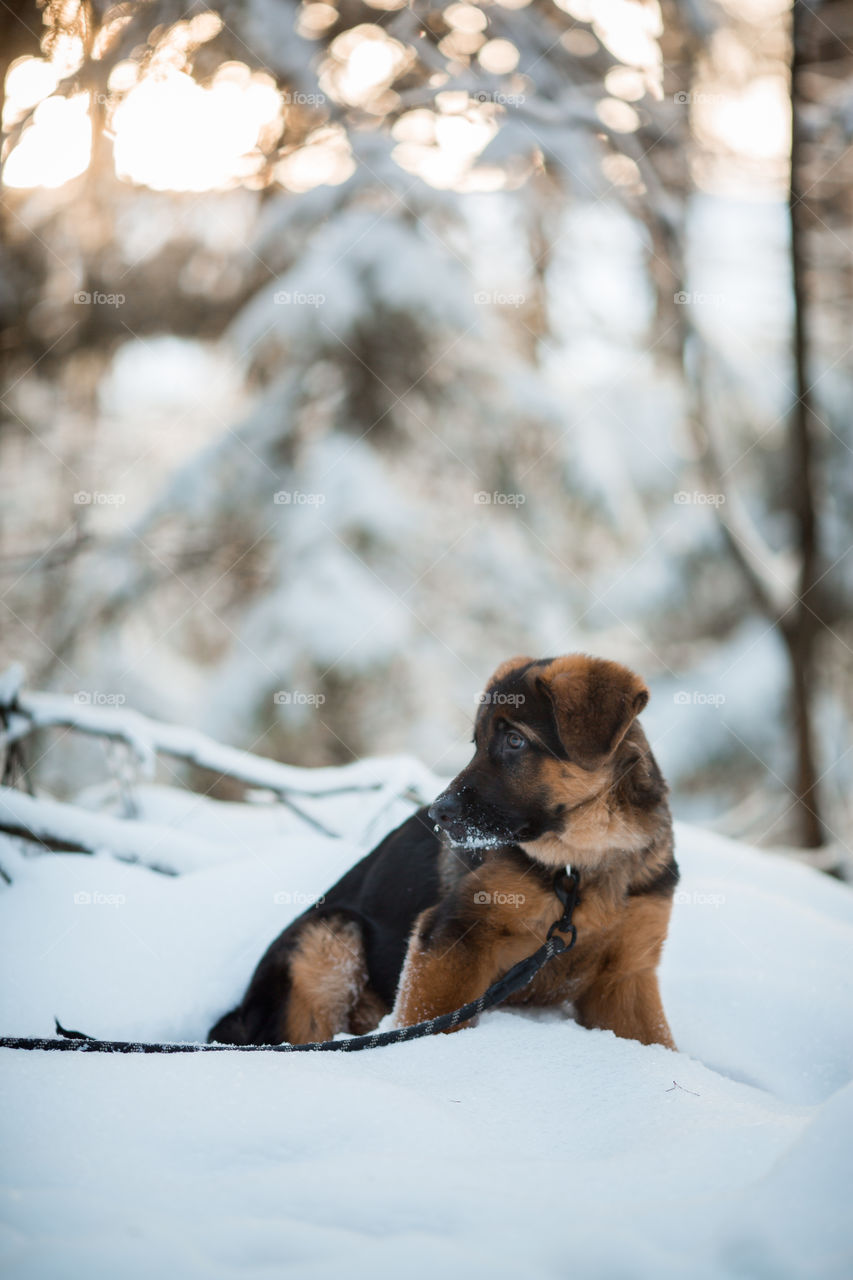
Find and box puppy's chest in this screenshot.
[502,887,623,1006]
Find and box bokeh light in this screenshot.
[112,66,281,192]
[275,124,355,192]
[320,25,414,109]
[3,91,91,188]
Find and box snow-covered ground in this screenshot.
[1,769,852,1279]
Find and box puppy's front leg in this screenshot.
[392,904,495,1031]
[573,893,676,1049]
[574,969,675,1049]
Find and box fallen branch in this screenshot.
[3,688,437,808]
[0,786,217,875]
[0,676,439,865]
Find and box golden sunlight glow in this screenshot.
[2,33,88,188]
[112,65,281,191]
[601,152,644,189]
[597,0,661,78]
[108,61,140,94]
[555,0,662,94]
[392,109,436,144]
[0,0,665,197]
[3,92,91,188]
[694,74,789,162]
[144,12,224,61]
[297,4,339,38]
[3,57,63,127]
[438,31,486,60]
[185,11,225,42]
[321,26,414,109]
[716,0,788,19]
[274,124,355,192]
[554,0,591,15]
[604,66,646,101]
[478,39,520,74]
[444,4,488,32]
[392,94,499,190]
[2,13,282,193]
[596,96,640,132]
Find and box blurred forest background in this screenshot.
[1,0,851,871]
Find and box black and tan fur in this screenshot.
[209,654,678,1050]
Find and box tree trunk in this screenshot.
[787,0,825,847]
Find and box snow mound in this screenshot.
[1,768,852,1280]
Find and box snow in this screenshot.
[1,767,853,1279]
[230,210,477,361]
[0,785,218,873]
[643,619,790,801]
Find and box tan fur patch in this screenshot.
[392,905,497,1029]
[536,654,649,770]
[518,752,657,872]
[285,916,369,1045]
[505,884,675,1047]
[572,895,675,1047]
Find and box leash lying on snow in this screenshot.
[0,868,579,1055]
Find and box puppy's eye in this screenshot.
[506,730,526,750]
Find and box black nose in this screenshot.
[428,792,462,826]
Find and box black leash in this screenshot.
[0,868,580,1055]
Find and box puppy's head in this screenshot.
[429,654,655,861]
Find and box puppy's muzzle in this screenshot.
[428,789,466,839]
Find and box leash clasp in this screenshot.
[547,866,580,947]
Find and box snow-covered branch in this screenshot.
[0,674,439,868]
[5,688,438,805]
[0,786,217,875]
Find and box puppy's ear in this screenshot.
[537,657,649,771]
[487,655,536,686]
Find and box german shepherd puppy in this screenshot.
[209,655,678,1050]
